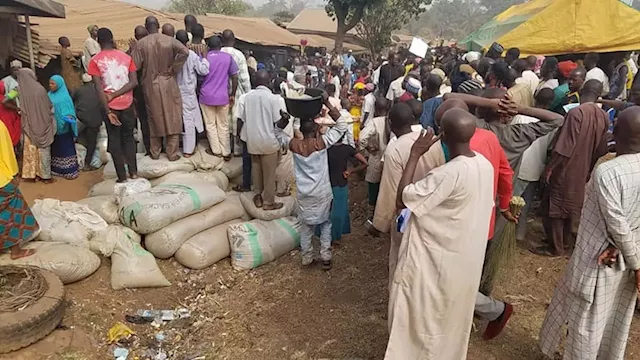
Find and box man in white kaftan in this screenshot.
[176,30,210,155]
[539,106,640,359]
[385,107,495,360]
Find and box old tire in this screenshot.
[0,268,65,354]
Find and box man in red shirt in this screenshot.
[87,27,139,183]
[434,99,515,340]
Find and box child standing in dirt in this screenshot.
[325,138,367,244]
[275,93,348,270]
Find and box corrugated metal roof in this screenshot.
[287,8,357,36]
[34,0,183,57]
[201,13,301,47]
[32,0,304,65]
[298,34,365,52]
[2,0,65,18]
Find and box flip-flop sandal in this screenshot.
[253,195,263,208]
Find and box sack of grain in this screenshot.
[228,217,301,270]
[32,199,108,247]
[175,219,243,269]
[145,195,246,258]
[104,154,195,180]
[93,225,170,290]
[119,181,226,234]
[239,191,296,221]
[187,142,225,171]
[148,171,191,186]
[88,179,117,197]
[151,171,229,190]
[220,157,243,179]
[76,195,119,224]
[113,178,152,203]
[0,242,100,284]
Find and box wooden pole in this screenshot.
[25,15,35,71]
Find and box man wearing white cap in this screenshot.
[2,60,21,106]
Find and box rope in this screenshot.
[0,265,49,312]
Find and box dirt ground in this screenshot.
[4,170,640,360]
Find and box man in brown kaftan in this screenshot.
[540,80,609,256]
[133,16,188,161]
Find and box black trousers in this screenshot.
[83,124,100,168]
[134,92,150,154]
[106,106,138,182]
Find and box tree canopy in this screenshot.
[355,0,431,56]
[406,0,525,40]
[325,0,383,52]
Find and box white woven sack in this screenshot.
[239,192,297,221]
[119,181,226,234]
[88,179,117,197]
[151,171,229,190]
[32,199,107,247]
[175,219,242,269]
[228,217,301,270]
[113,178,152,204]
[0,242,100,284]
[148,171,191,186]
[145,195,245,258]
[220,157,243,179]
[76,195,120,224]
[104,225,171,290]
[104,153,195,179]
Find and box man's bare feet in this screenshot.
[263,202,284,211]
[253,194,263,208]
[129,173,139,179]
[168,155,181,162]
[10,246,36,260]
[276,191,291,197]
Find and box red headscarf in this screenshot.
[0,81,21,146]
[558,61,578,78]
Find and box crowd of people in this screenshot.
[1,12,640,358]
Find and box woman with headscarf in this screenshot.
[0,81,21,149]
[0,121,39,259]
[47,75,79,180]
[536,57,559,94]
[16,68,55,183]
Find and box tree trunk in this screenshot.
[335,20,346,54]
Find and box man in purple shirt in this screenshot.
[199,36,238,160]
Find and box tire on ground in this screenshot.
[0,268,65,354]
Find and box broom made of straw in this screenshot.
[479,196,526,295]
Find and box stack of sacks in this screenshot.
[118,178,226,235]
[1,199,110,283]
[146,191,247,260]
[78,178,152,224]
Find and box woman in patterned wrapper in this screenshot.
[47,75,80,180]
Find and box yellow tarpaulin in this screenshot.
[464,0,640,55]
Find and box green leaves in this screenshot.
[168,0,253,16]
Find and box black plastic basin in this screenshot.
[284,88,324,120]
